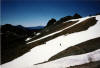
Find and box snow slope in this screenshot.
[28,49,100,68]
[1,15,100,68]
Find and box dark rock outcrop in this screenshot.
[45,18,56,27]
[73,13,82,19]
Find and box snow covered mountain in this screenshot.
[1,15,100,68]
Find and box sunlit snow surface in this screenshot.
[1,15,100,68]
[25,37,32,41]
[28,49,100,68]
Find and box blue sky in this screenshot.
[1,0,100,27]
